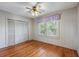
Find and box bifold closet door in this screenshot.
[8,19,15,46]
[15,21,28,44]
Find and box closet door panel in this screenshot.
[15,21,28,44]
[8,20,15,46]
[22,22,28,41]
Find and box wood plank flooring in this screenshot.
[0,40,78,57]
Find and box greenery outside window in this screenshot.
[38,19,60,37]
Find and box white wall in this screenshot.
[34,7,77,50]
[77,5,79,56]
[0,10,32,48]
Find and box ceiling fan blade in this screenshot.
[35,2,41,7]
[26,7,32,10]
[39,9,45,14]
[40,9,45,12]
[37,8,45,12]
[26,10,31,14]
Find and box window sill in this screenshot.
[38,34,60,39]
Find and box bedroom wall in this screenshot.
[33,7,77,50]
[77,5,79,56]
[0,10,32,48]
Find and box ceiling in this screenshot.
[0,2,78,18]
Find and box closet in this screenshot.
[8,19,28,46]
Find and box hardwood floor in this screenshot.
[0,40,78,57]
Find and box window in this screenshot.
[46,20,59,36]
[38,14,60,37]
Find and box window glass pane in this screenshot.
[47,20,56,36]
[38,22,46,35]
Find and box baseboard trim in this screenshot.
[32,39,77,51]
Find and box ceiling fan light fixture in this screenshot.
[35,11,39,16]
[31,9,39,16]
[26,2,44,16]
[32,11,39,16]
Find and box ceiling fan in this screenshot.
[26,2,45,16]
